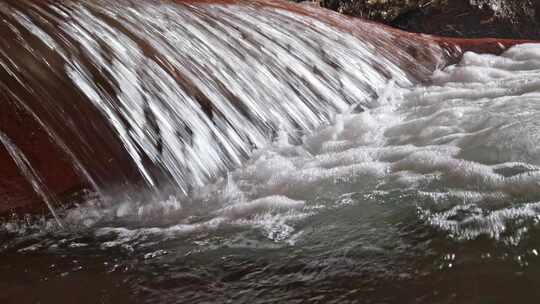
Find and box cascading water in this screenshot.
[1,1,540,303]
[0,0,441,213]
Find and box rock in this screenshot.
[0,0,531,216]
[320,0,540,39]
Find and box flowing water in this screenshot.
[1,1,540,303]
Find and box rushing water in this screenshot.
[2,1,540,303]
[0,0,438,202]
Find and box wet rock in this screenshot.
[0,0,530,216]
[320,0,540,39]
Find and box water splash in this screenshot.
[0,133,64,228]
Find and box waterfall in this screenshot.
[0,0,443,212]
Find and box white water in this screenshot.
[46,1,417,191]
[4,43,540,251]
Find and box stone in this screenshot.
[320,0,540,39]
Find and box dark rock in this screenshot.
[320,0,540,39]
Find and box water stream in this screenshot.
[1,1,540,303]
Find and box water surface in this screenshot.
[2,1,540,303]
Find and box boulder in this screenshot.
[321,0,540,39]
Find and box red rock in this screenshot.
[0,0,534,216]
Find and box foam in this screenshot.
[421,201,540,243]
